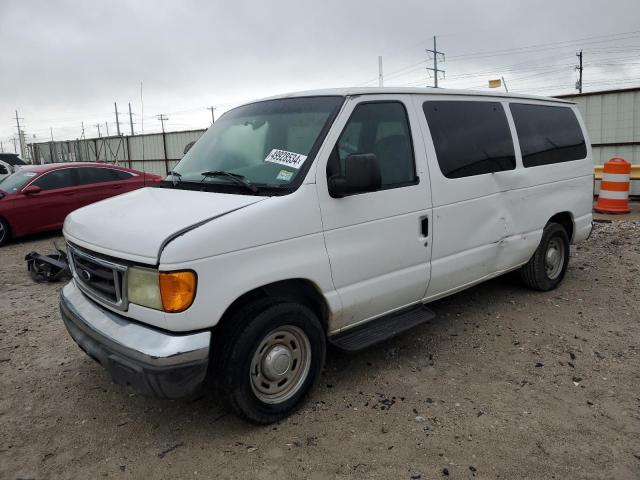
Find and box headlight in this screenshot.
[127,267,197,313]
[127,267,163,310]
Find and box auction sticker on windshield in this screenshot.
[264,149,307,169]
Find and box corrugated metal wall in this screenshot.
[28,129,206,176]
[558,88,640,195]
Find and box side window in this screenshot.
[77,167,119,185]
[510,104,587,167]
[424,101,516,179]
[108,169,133,181]
[33,169,77,190]
[330,101,416,188]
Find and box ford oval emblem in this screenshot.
[80,269,91,282]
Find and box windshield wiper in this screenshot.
[200,171,259,193]
[167,170,182,187]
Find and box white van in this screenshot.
[0,154,26,181]
[59,88,593,423]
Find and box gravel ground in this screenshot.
[1,222,639,480]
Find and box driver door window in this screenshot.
[328,102,417,189]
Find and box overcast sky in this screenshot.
[1,0,639,150]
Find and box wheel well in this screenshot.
[548,212,574,241]
[214,279,330,335]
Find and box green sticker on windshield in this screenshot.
[276,170,294,181]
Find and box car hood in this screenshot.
[63,187,266,264]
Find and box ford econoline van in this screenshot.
[59,88,593,423]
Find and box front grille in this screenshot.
[68,245,128,310]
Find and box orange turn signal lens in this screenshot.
[159,270,197,313]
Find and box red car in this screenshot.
[0,162,162,245]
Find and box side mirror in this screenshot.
[0,165,7,175]
[328,153,382,198]
[22,185,41,195]
[183,141,196,155]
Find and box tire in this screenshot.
[520,222,570,291]
[215,300,326,424]
[0,218,10,247]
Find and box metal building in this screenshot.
[28,129,206,176]
[557,87,640,195]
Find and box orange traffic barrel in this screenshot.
[594,157,631,214]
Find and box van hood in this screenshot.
[63,187,266,264]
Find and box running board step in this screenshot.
[328,305,436,352]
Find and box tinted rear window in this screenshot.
[423,101,516,178]
[78,167,120,185]
[110,169,133,180]
[509,104,587,168]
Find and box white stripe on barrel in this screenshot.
[602,173,630,182]
[598,190,629,200]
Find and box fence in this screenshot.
[28,129,207,176]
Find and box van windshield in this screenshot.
[169,96,343,195]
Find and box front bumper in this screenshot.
[59,281,210,399]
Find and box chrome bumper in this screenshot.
[59,281,210,398]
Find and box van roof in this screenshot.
[261,87,574,104]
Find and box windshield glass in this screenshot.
[0,169,38,193]
[170,96,343,192]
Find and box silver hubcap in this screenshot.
[545,238,565,280]
[250,325,311,404]
[0,222,5,242]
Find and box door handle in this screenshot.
[63,192,75,196]
[420,216,429,237]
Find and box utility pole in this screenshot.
[50,127,54,142]
[576,50,583,94]
[157,114,168,133]
[114,102,121,136]
[157,114,169,175]
[501,76,509,93]
[426,36,445,88]
[95,123,101,137]
[207,106,216,124]
[81,121,85,139]
[105,122,110,137]
[378,56,384,87]
[14,110,23,157]
[128,102,134,135]
[0,141,3,152]
[12,137,17,153]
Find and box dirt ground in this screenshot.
[1,221,639,480]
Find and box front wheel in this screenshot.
[216,301,326,424]
[0,218,10,246]
[520,222,570,291]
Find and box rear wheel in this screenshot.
[0,218,10,246]
[215,300,325,424]
[520,222,570,291]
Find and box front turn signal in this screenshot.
[159,270,197,313]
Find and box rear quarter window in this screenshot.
[109,169,134,180]
[423,101,516,179]
[509,104,587,167]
